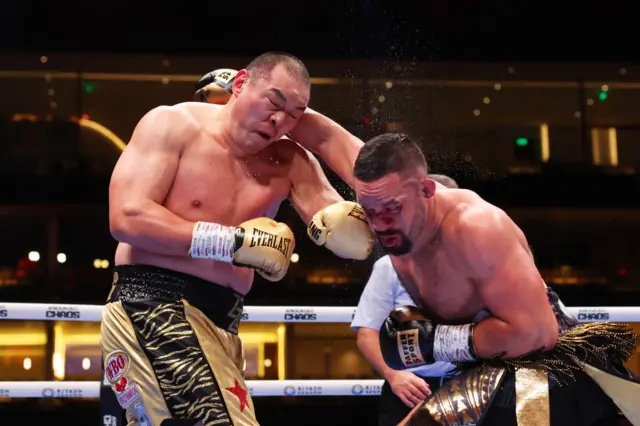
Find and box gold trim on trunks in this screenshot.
[515,368,550,426]
[414,366,506,425]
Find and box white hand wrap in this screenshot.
[189,222,236,263]
[433,324,476,362]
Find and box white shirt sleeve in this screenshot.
[351,256,404,332]
[351,255,456,377]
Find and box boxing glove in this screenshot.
[189,218,295,282]
[380,306,477,370]
[307,201,375,260]
[194,68,237,104]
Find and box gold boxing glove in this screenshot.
[189,217,295,282]
[307,201,374,260]
[194,68,237,104]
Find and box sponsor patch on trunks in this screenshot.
[105,350,130,385]
[116,382,141,409]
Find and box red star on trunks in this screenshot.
[225,378,249,412]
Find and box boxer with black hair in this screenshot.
[354,132,639,426]
[352,174,460,426]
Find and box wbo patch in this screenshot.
[105,350,130,391]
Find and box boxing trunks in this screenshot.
[402,288,640,426]
[100,264,258,426]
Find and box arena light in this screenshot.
[77,117,126,151]
[28,251,40,262]
[56,253,67,264]
[93,259,110,269]
[53,324,65,380]
[291,253,299,263]
[540,124,550,163]
[10,113,127,152]
[23,358,32,371]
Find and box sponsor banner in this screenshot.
[248,380,384,397]
[0,303,103,322]
[0,382,98,398]
[0,303,636,324]
[244,306,356,323]
[0,380,384,397]
[574,308,611,322]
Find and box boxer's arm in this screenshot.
[109,106,197,256]
[281,140,344,223]
[281,139,374,260]
[460,209,559,358]
[288,108,364,188]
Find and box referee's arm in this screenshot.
[351,258,398,381]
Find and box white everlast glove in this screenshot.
[307,201,375,260]
[189,217,295,282]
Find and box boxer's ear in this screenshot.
[421,177,436,199]
[232,69,249,96]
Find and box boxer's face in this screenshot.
[355,172,428,256]
[232,65,309,151]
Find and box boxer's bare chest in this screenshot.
[165,138,291,224]
[391,244,485,324]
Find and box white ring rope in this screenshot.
[0,302,632,322]
[0,302,633,398]
[0,380,384,398]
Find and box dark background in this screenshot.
[1,0,638,62]
[1,1,640,425]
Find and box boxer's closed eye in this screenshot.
[269,99,297,119]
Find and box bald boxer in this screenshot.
[103,52,374,426]
[99,68,239,426]
[354,133,639,425]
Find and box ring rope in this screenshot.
[0,380,384,398]
[0,303,630,322]
[0,303,630,398]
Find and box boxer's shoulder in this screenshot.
[178,102,225,126]
[441,201,510,249]
[133,104,199,150]
[271,138,309,167]
[445,202,516,270]
[456,203,509,235]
